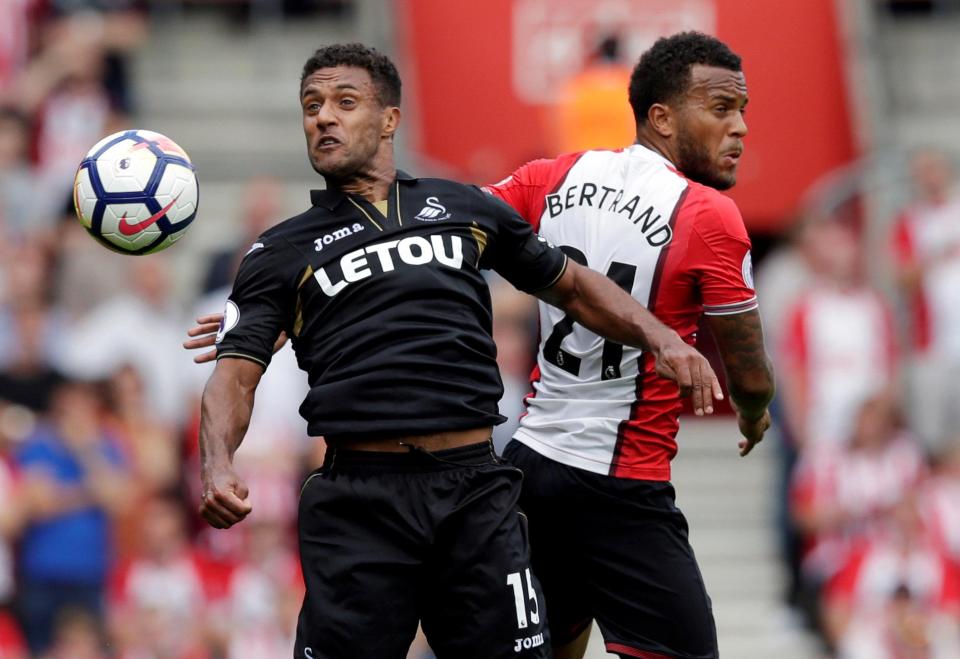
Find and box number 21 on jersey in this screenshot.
[543,246,638,380]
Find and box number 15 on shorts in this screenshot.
[506,568,540,628]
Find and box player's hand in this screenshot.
[736,409,771,457]
[183,313,222,364]
[653,334,723,416]
[183,312,288,363]
[199,463,252,529]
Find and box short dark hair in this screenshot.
[628,32,741,124]
[301,43,402,107]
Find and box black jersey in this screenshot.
[215,171,567,439]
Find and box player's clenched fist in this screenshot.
[199,464,252,529]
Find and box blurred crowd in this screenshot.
[759,149,960,658]
[3,4,960,659]
[0,3,352,658]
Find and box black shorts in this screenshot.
[295,440,550,659]
[503,440,718,659]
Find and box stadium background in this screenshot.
[2,0,960,657]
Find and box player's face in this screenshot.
[301,66,395,178]
[674,65,748,190]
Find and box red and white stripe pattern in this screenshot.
[892,198,960,359]
[781,286,897,447]
[490,144,756,480]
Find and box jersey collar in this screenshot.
[628,143,677,169]
[310,170,417,210]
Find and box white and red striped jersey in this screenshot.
[892,197,960,360]
[781,286,897,447]
[790,435,927,579]
[488,145,757,480]
[826,536,960,615]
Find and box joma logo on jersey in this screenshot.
[315,235,464,296]
[314,223,365,251]
[546,183,673,247]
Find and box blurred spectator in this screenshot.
[0,300,65,414]
[14,379,132,655]
[104,364,179,496]
[822,498,960,658]
[780,220,897,449]
[922,441,960,562]
[40,608,109,659]
[214,520,302,658]
[0,237,53,312]
[792,394,927,581]
[109,496,221,659]
[53,206,134,318]
[59,257,195,426]
[834,584,960,659]
[103,364,181,558]
[755,215,826,370]
[31,37,120,224]
[0,238,66,414]
[892,149,960,451]
[43,0,148,115]
[0,107,45,241]
[201,176,284,295]
[547,33,634,154]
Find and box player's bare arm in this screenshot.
[198,357,263,528]
[539,259,723,416]
[705,309,774,456]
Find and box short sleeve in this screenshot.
[215,238,297,369]
[485,162,542,224]
[687,192,758,316]
[484,153,583,230]
[479,192,568,293]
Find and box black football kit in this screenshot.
[215,171,564,658]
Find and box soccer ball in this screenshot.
[73,129,199,254]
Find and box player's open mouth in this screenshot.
[317,137,341,150]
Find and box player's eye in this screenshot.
[305,102,321,113]
[340,97,357,108]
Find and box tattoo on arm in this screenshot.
[706,309,774,416]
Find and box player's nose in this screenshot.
[731,110,748,137]
[314,103,338,127]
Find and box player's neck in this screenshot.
[327,143,396,203]
[634,129,678,167]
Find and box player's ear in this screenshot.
[382,106,401,139]
[648,103,674,139]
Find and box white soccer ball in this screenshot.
[73,129,199,254]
